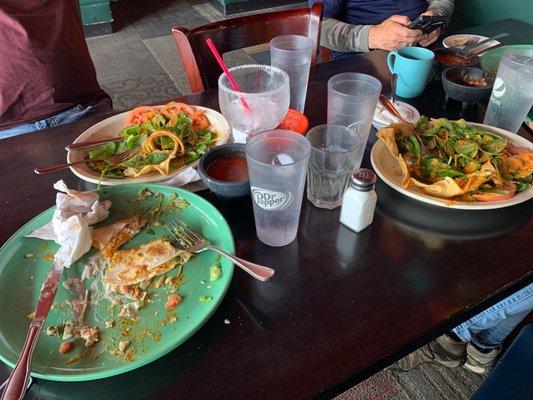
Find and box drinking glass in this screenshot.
[483,49,533,133]
[218,65,290,142]
[270,35,313,112]
[245,130,310,247]
[327,73,382,169]
[306,125,361,209]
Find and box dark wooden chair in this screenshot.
[171,2,324,93]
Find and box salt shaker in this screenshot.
[339,168,377,233]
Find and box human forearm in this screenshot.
[320,18,372,53]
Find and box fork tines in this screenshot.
[463,37,480,46]
[166,218,203,250]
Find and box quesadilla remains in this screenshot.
[103,239,191,286]
[92,217,146,257]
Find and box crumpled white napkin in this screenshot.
[162,166,200,186]
[27,180,111,267]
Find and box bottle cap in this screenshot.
[350,168,377,192]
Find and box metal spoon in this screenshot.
[390,73,398,103]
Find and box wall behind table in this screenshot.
[448,0,533,31]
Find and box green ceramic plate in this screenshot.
[0,184,234,381]
[480,44,533,73]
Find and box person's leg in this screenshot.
[0,102,98,140]
[45,104,95,127]
[0,122,40,139]
[453,283,533,373]
[394,283,533,372]
[453,283,533,349]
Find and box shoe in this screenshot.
[463,342,500,374]
[393,334,466,371]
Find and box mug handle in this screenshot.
[387,51,397,73]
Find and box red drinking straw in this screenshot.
[205,38,251,114]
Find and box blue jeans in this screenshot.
[0,104,94,140]
[453,283,533,349]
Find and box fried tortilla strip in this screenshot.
[125,131,184,177]
[91,217,146,258]
[103,239,191,286]
[377,127,412,187]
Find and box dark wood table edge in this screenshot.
[316,274,532,399]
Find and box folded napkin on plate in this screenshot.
[27,180,111,267]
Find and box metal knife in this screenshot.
[1,262,65,400]
[463,32,509,51]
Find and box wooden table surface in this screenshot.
[0,19,532,400]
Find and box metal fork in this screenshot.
[34,145,140,174]
[167,218,275,281]
[460,36,481,48]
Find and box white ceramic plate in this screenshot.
[67,106,230,186]
[442,34,500,55]
[370,122,533,209]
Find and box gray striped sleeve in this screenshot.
[427,0,455,20]
[320,17,372,53]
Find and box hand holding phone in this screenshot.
[408,15,447,34]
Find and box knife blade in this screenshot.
[1,261,65,400]
[463,33,509,51]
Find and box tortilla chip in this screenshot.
[377,127,399,156]
[410,177,464,198]
[377,127,412,187]
[410,169,493,198]
[398,155,411,187]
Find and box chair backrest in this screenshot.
[171,2,324,93]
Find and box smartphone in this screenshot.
[408,15,447,34]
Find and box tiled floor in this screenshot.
[87,0,303,110]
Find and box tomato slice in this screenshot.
[472,182,517,202]
[276,109,309,134]
[124,106,159,126]
[160,102,195,118]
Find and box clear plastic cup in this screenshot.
[218,65,290,142]
[327,73,382,168]
[306,125,361,209]
[270,35,314,112]
[245,130,311,247]
[483,49,533,133]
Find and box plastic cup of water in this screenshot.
[245,130,310,247]
[327,73,382,169]
[270,35,313,113]
[306,124,361,209]
[483,49,533,134]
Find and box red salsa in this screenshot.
[435,53,471,66]
[206,156,248,182]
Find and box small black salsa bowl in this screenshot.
[434,47,479,75]
[442,67,495,104]
[198,143,250,198]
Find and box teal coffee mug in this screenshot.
[387,47,435,98]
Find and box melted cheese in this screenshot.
[103,239,191,286]
[91,217,145,258]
